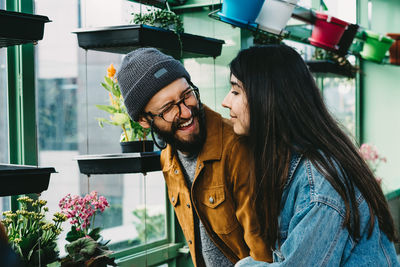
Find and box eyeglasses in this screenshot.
[145,87,199,123]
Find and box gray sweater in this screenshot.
[177,150,233,267]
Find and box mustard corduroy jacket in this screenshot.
[161,106,272,266]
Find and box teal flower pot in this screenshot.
[219,0,265,28]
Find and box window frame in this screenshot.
[7,0,185,266]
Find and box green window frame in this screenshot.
[5,0,187,266]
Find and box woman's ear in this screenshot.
[138,116,151,129]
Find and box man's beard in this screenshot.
[152,104,207,155]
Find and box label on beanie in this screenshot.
[154,68,168,79]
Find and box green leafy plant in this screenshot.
[60,236,116,267]
[253,31,284,45]
[132,9,184,33]
[96,64,150,142]
[132,8,184,58]
[1,196,66,267]
[59,191,116,266]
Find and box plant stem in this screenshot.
[122,125,129,142]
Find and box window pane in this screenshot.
[0,47,8,164]
[323,77,356,139]
[0,39,11,214]
[35,0,167,256]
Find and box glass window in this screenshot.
[322,76,356,139]
[0,35,11,214]
[323,0,357,23]
[0,48,8,164]
[35,0,167,256]
[1,0,10,212]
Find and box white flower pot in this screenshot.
[255,0,299,35]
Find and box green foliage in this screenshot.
[96,64,150,142]
[132,9,184,33]
[65,225,101,243]
[132,208,165,243]
[1,196,67,266]
[60,236,116,267]
[253,31,283,45]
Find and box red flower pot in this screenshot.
[387,33,400,65]
[309,12,350,51]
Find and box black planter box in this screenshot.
[76,151,161,175]
[0,164,56,196]
[306,60,355,78]
[128,0,166,8]
[0,9,51,48]
[73,24,224,59]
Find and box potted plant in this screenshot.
[311,47,359,78]
[132,8,184,33]
[96,64,153,153]
[359,30,394,63]
[217,0,265,28]
[255,0,299,35]
[1,196,67,266]
[58,191,117,267]
[309,12,350,51]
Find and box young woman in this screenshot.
[222,44,399,266]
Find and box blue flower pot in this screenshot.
[219,0,265,28]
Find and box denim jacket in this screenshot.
[236,154,399,267]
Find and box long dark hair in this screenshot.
[230,44,397,248]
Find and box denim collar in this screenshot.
[283,152,303,189]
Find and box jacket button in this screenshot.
[174,170,179,174]
[209,197,214,204]
[186,204,190,208]
[198,164,202,169]
[188,240,192,245]
[171,196,175,202]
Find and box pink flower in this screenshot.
[59,191,110,234]
[359,143,387,186]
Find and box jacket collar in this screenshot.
[283,152,303,189]
[161,105,222,171]
[197,105,223,162]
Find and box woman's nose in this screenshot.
[222,94,231,109]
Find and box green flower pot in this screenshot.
[360,30,394,63]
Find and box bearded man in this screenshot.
[117,48,271,267]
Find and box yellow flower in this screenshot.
[107,63,116,78]
[13,238,22,244]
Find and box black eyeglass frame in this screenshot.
[144,86,200,123]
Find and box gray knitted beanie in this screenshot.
[117,48,191,121]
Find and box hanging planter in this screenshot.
[255,0,299,35]
[360,30,394,63]
[217,0,265,28]
[308,12,349,51]
[120,140,154,153]
[386,33,400,65]
[0,10,51,48]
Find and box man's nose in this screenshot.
[179,102,192,118]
